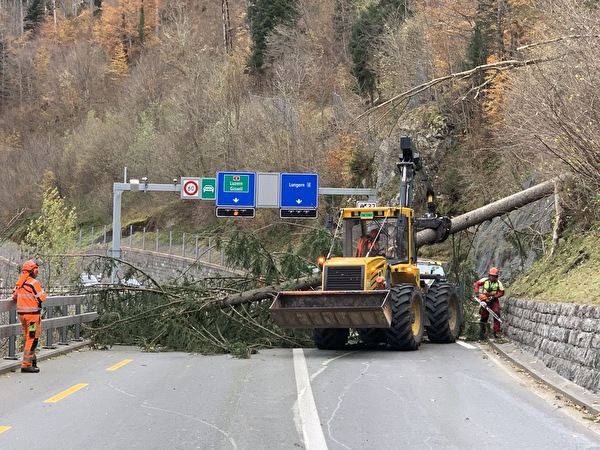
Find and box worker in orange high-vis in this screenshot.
[12,260,47,373]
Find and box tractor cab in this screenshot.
[341,206,415,265]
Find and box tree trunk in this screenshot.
[550,179,567,256]
[221,274,321,307]
[416,176,568,247]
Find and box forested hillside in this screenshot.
[1,0,599,258]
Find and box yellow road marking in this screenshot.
[44,383,88,403]
[106,359,133,371]
[0,426,11,434]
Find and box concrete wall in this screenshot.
[502,297,600,394]
[120,248,243,283]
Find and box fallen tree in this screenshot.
[417,176,569,247]
[220,274,321,307]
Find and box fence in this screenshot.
[0,294,97,360]
[0,227,227,289]
[74,226,225,264]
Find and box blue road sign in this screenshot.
[216,172,256,208]
[280,173,318,209]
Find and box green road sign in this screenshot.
[201,178,216,200]
[223,174,249,193]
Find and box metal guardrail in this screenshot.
[0,295,97,360]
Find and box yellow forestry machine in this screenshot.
[269,136,462,350]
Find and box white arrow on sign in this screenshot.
[233,198,239,203]
[296,199,302,204]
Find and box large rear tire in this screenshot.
[358,328,388,345]
[425,282,462,343]
[313,328,349,350]
[385,284,424,351]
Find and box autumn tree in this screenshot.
[498,0,600,227]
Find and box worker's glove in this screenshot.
[488,296,497,302]
[480,301,487,308]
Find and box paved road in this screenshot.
[0,342,599,449]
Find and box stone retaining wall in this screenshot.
[502,297,600,394]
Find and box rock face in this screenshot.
[503,297,600,394]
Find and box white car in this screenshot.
[81,273,99,286]
[121,278,143,288]
[417,261,446,287]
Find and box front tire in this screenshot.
[385,284,424,350]
[425,282,462,343]
[313,328,349,350]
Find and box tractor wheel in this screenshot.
[358,328,388,345]
[425,282,462,343]
[313,328,349,350]
[385,284,424,351]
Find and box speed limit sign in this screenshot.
[180,177,201,199]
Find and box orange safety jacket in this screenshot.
[13,276,47,315]
[354,236,379,257]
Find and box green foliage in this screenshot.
[138,3,146,45]
[24,0,46,33]
[465,1,497,73]
[24,187,78,285]
[298,227,341,260]
[90,283,314,357]
[348,0,407,101]
[246,0,300,74]
[223,230,281,283]
[222,227,336,282]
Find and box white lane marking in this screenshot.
[293,348,328,450]
[456,341,476,349]
[310,352,353,382]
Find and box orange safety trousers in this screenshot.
[19,314,41,369]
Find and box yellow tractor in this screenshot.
[269,136,462,350]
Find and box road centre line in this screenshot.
[44,383,88,403]
[106,359,133,371]
[0,426,11,434]
[293,349,328,450]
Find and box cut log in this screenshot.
[417,177,567,247]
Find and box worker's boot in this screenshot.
[32,357,38,369]
[21,366,40,373]
[479,323,486,340]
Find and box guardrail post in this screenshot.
[4,309,18,360]
[73,303,83,341]
[43,307,57,349]
[58,304,69,345]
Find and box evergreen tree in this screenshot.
[466,1,499,68]
[138,2,146,45]
[348,0,407,103]
[24,0,46,33]
[246,0,299,74]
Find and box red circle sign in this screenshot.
[183,180,199,196]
